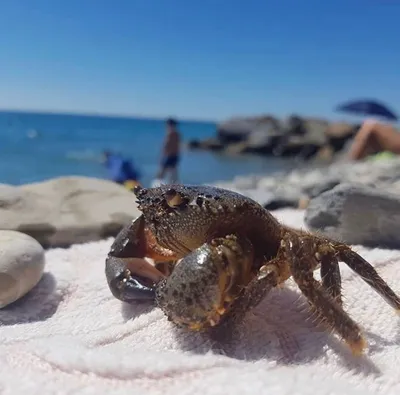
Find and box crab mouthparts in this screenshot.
[187,309,223,330]
[208,304,230,326]
[189,300,233,330]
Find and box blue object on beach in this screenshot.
[104,153,140,183]
[336,99,398,121]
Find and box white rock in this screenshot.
[257,177,278,190]
[232,175,260,190]
[0,176,141,248]
[0,230,45,308]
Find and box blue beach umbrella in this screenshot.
[336,99,398,121]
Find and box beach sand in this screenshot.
[1,208,400,395]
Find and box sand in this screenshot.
[1,208,400,395]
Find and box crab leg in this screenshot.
[336,246,400,311]
[282,234,367,355]
[209,259,280,344]
[105,215,167,302]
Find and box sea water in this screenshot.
[0,110,295,187]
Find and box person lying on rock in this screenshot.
[348,119,400,160]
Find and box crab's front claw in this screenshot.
[105,215,166,303]
[155,234,255,330]
[106,256,163,302]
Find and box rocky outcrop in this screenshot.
[189,114,359,161]
[0,176,140,248]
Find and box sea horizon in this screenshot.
[0,108,219,125]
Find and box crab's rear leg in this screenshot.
[336,245,400,311]
[283,234,367,355]
[105,215,178,303]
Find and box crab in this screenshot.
[105,184,400,356]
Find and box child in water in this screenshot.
[102,151,141,191]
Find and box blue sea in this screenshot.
[0,110,297,187]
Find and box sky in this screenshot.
[0,0,399,122]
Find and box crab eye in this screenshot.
[165,188,176,196]
[165,188,184,207]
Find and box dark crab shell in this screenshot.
[134,184,282,263]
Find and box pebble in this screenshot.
[0,230,45,308]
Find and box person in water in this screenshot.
[156,117,181,183]
[102,151,141,191]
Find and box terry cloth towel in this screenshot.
[1,208,400,395]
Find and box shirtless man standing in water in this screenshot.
[156,118,181,183]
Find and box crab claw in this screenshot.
[155,234,255,330]
[105,215,166,303]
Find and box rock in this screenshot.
[272,117,329,160]
[301,117,330,140]
[223,141,251,155]
[0,230,45,308]
[325,122,358,152]
[240,129,283,155]
[303,178,341,199]
[297,178,341,210]
[263,183,303,210]
[273,138,321,159]
[304,183,400,248]
[230,175,261,190]
[217,115,281,143]
[257,176,280,190]
[236,188,276,206]
[0,176,141,248]
[281,115,307,135]
[263,197,300,211]
[208,180,300,211]
[188,138,224,151]
[187,139,201,149]
[227,183,302,211]
[194,113,361,161]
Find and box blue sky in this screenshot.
[0,0,399,121]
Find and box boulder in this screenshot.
[304,183,400,248]
[302,177,341,199]
[187,137,224,151]
[240,132,283,155]
[272,138,322,159]
[325,122,358,152]
[0,176,141,248]
[0,230,45,308]
[272,117,329,159]
[217,115,281,143]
